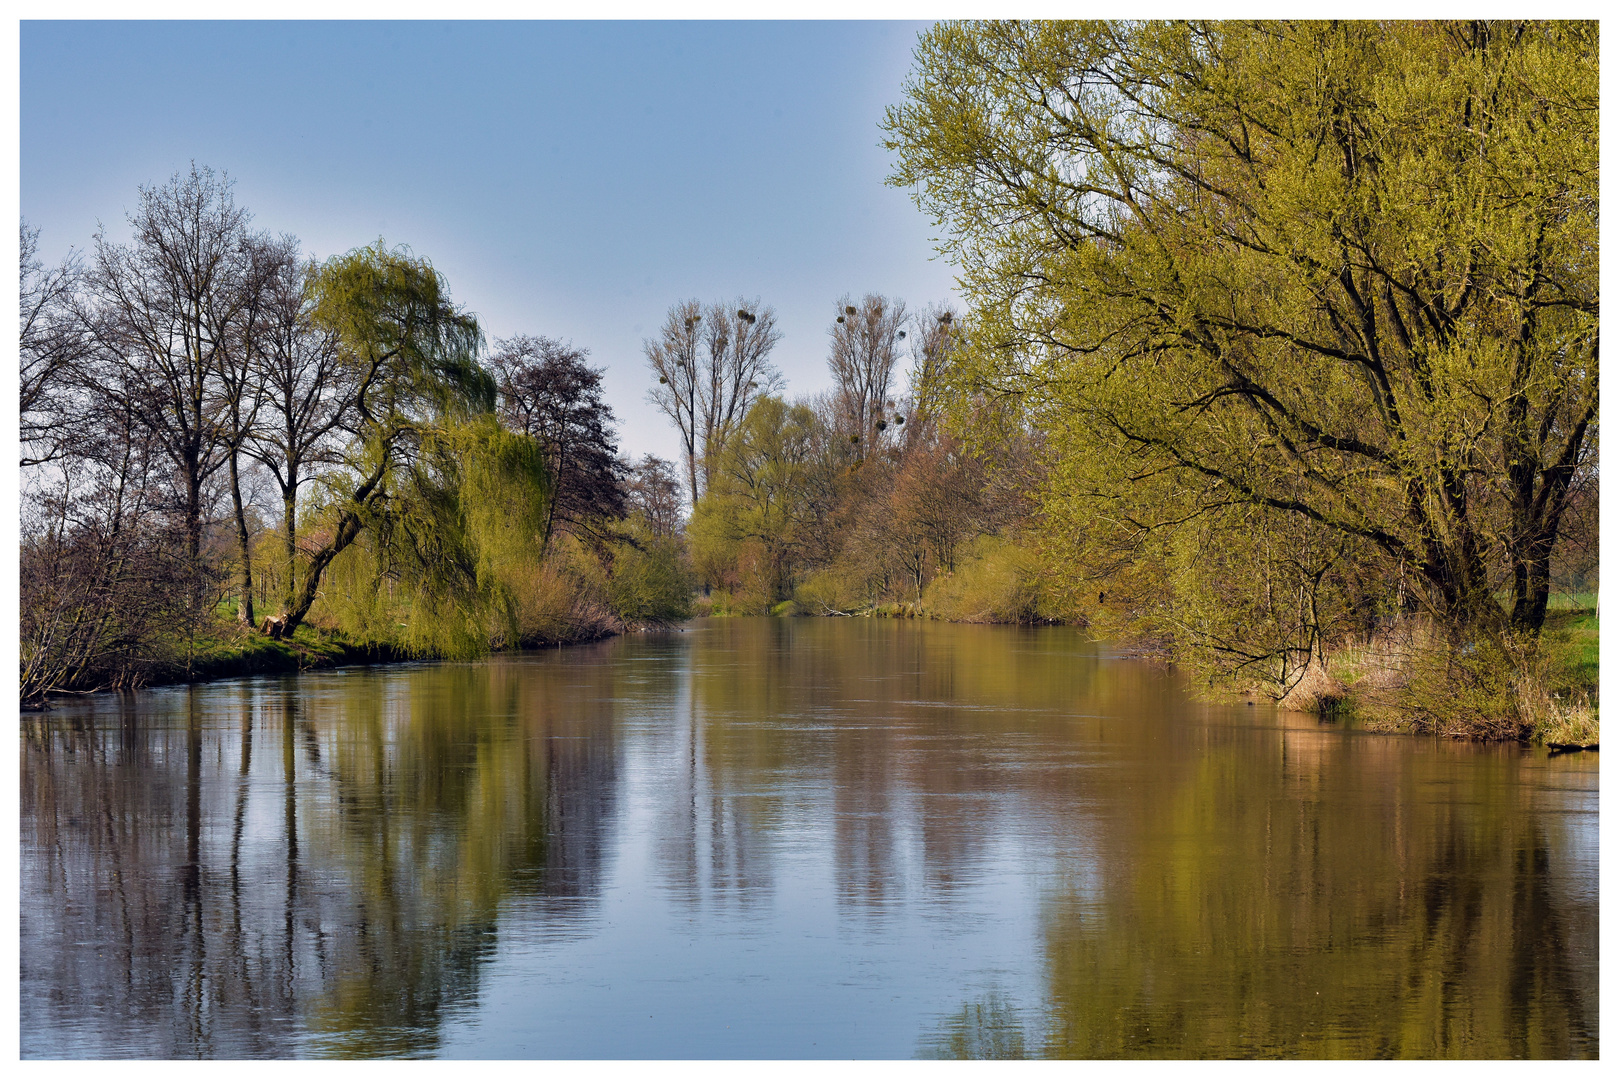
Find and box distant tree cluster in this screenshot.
[644,292,1034,615]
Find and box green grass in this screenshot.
[167,621,399,685]
[1542,601,1599,696]
[1531,597,1598,745]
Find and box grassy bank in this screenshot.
[24,617,622,708]
[178,623,409,683]
[1272,597,1599,745]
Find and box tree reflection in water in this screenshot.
[20,621,1600,1059]
[21,660,621,1058]
[1029,723,1599,1058]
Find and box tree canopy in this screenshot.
[489,334,625,552]
[885,20,1598,639]
[272,242,502,637]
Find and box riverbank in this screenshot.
[695,596,1598,746]
[1246,603,1599,746]
[37,601,1595,748]
[22,619,624,709]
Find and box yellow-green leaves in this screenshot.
[886,20,1598,642]
[311,242,492,425]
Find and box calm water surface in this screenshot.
[20,619,1598,1058]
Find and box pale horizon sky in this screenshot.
[20,19,963,466]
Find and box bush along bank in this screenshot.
[1251,606,1599,746]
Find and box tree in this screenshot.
[215,232,290,627]
[827,294,906,452]
[690,395,824,603]
[645,297,782,502]
[698,300,783,494]
[899,305,957,452]
[82,165,255,576]
[19,222,86,467]
[489,334,625,552]
[886,20,1597,638]
[607,518,694,624]
[245,241,355,616]
[20,362,194,700]
[644,300,705,501]
[267,242,494,638]
[624,453,685,537]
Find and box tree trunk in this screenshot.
[269,459,386,639]
[272,509,364,638]
[229,448,255,627]
[281,471,299,613]
[1509,526,1560,636]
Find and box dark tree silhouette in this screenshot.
[19,222,87,467]
[489,335,626,551]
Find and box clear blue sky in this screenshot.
[20,20,960,464]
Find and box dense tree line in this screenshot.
[20,167,689,704]
[635,20,1597,738]
[881,19,1597,725]
[648,294,1037,617]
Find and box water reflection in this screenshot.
[22,660,621,1058]
[918,992,1029,1059]
[20,619,1599,1059]
[1033,732,1599,1058]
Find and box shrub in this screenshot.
[922,534,1049,624]
[608,528,694,623]
[793,568,864,615]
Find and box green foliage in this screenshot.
[1160,504,1393,696]
[313,416,555,658]
[690,395,826,604]
[922,533,1051,624]
[793,567,866,616]
[607,520,694,623]
[311,241,492,426]
[885,20,1598,652]
[698,581,775,617]
[274,242,501,639]
[1391,633,1538,741]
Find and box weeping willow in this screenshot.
[317,416,553,658]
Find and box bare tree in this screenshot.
[646,297,781,503]
[698,299,782,495]
[624,454,685,538]
[644,300,705,502]
[19,222,87,467]
[81,165,253,577]
[214,232,293,626]
[245,240,353,618]
[21,372,193,702]
[828,294,906,454]
[489,334,626,552]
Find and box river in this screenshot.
[19,618,1599,1058]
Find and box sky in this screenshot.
[19,19,963,465]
